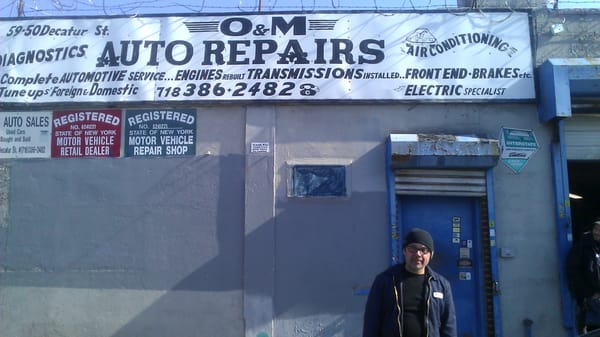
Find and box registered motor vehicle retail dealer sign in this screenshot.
[500,127,539,173]
[52,110,122,158]
[0,11,535,105]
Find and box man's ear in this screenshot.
[430,251,434,259]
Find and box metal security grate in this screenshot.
[394,169,486,197]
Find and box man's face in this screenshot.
[403,243,432,275]
[592,223,600,242]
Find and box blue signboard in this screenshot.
[125,109,196,157]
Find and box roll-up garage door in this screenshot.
[564,115,600,160]
[394,169,486,197]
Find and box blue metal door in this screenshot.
[398,195,484,337]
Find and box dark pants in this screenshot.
[585,298,600,333]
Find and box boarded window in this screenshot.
[291,165,346,197]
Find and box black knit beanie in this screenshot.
[403,228,434,253]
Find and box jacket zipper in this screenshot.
[393,275,402,337]
[394,272,432,337]
[425,275,432,337]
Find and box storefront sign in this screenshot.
[51,110,121,157]
[124,109,196,157]
[500,127,539,173]
[0,111,51,158]
[0,12,535,104]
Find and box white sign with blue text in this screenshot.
[0,12,535,104]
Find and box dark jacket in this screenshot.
[567,232,600,304]
[363,264,457,337]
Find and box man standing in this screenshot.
[567,219,600,333]
[363,228,457,337]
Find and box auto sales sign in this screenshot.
[0,11,535,104]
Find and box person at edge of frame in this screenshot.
[363,227,457,337]
[567,218,600,334]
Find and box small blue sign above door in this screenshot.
[125,109,196,157]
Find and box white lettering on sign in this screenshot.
[127,110,195,126]
[52,111,120,127]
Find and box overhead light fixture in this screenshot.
[569,193,583,200]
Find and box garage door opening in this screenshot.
[568,161,600,241]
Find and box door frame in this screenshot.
[386,136,502,336]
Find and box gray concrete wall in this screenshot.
[0,103,562,337]
[0,107,246,337]
[0,105,566,337]
[270,103,559,337]
[534,10,600,63]
[2,4,600,337]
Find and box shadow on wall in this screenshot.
[1,155,245,337]
[1,144,385,337]
[108,146,384,337]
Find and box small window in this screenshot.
[291,165,347,197]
